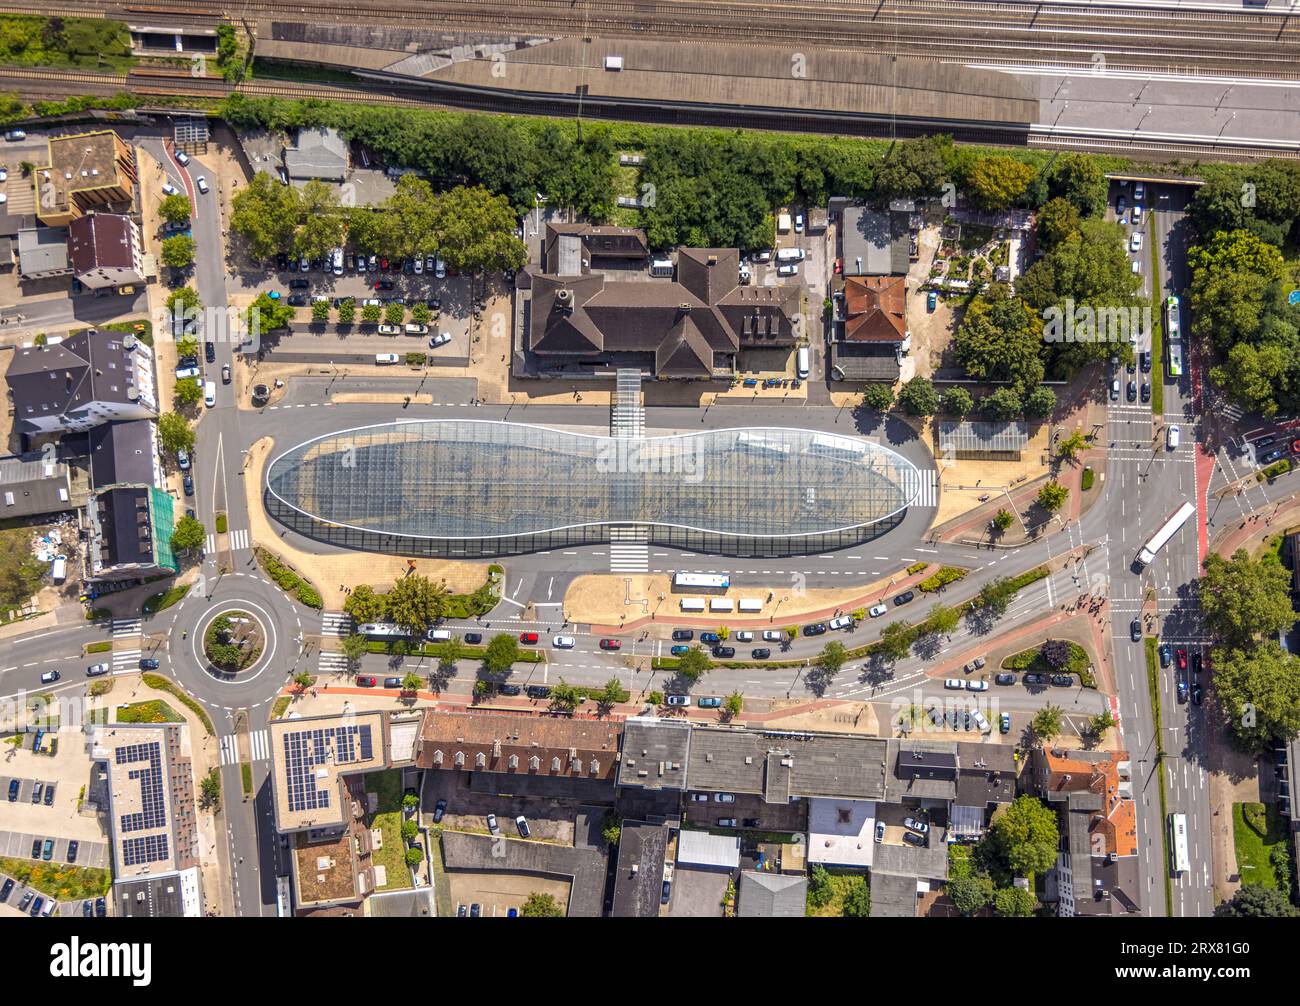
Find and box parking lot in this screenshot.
[446,870,571,918]
[422,771,579,846]
[679,791,806,835]
[0,730,113,853]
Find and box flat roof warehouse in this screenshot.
[264,420,921,558]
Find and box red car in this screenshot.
[357,675,376,687]
[833,257,842,275]
[599,638,622,651]
[1176,649,1187,671]
[519,632,539,645]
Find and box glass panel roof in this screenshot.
[265,421,921,541]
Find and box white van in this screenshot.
[796,347,810,379]
[50,555,66,584]
[425,628,453,642]
[775,247,805,262]
[203,380,216,407]
[1167,424,1180,450]
[375,353,400,365]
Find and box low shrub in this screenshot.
[84,641,111,654]
[1081,467,1095,491]
[907,561,928,575]
[918,567,967,592]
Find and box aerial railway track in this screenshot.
[0,64,1293,162]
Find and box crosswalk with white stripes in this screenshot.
[318,651,351,675]
[112,648,141,670]
[912,469,938,508]
[608,526,649,573]
[228,528,250,552]
[320,612,353,637]
[219,729,269,767]
[112,618,142,638]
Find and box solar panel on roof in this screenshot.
[116,742,167,834]
[283,723,372,813]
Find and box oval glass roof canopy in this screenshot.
[265,421,921,556]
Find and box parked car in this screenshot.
[762,630,783,642]
[499,684,521,697]
[893,590,915,606]
[0,878,12,901]
[670,645,690,656]
[902,830,927,848]
[527,685,551,700]
[433,799,446,823]
[18,892,32,911]
[95,897,106,917]
[1130,618,1142,642]
[31,838,41,858]
[700,632,721,644]
[469,903,481,918]
[829,616,853,630]
[486,814,500,836]
[85,663,109,677]
[1000,712,1012,734]
[716,818,738,828]
[41,838,54,860]
[803,622,827,635]
[734,630,754,642]
[44,784,54,805]
[464,632,483,645]
[552,635,576,649]
[714,793,736,804]
[30,896,44,917]
[698,696,723,708]
[383,677,402,689]
[183,473,194,497]
[67,839,78,864]
[1023,673,1047,685]
[966,680,988,692]
[161,182,179,197]
[751,648,771,659]
[944,678,964,689]
[1051,674,1075,687]
[515,815,530,838]
[1159,642,1172,668]
[7,779,17,801]
[868,603,888,618]
[356,675,376,687]
[665,694,690,706]
[599,638,622,651]
[672,629,694,641]
[903,816,930,834]
[428,331,452,348]
[712,646,735,659]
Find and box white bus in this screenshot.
[276,876,293,917]
[1165,295,1181,342]
[1168,812,1190,876]
[1167,341,1183,378]
[672,572,730,592]
[357,622,408,641]
[1135,501,1195,567]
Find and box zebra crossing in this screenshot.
[320,612,353,637]
[608,525,649,573]
[112,618,142,639]
[228,528,250,552]
[318,651,351,675]
[112,648,141,670]
[219,729,269,767]
[912,470,938,508]
[1221,402,1243,422]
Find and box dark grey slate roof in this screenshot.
[738,870,807,917]
[88,419,155,490]
[617,717,692,792]
[611,820,668,917]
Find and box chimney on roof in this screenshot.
[678,303,691,314]
[555,288,574,312]
[707,254,717,265]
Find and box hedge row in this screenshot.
[256,548,323,609]
[918,566,967,592]
[141,673,215,736]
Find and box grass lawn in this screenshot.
[366,769,413,892]
[806,868,870,917]
[0,857,111,901]
[115,699,183,724]
[1232,802,1288,891]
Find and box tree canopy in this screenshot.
[1199,548,1295,650]
[988,795,1060,877]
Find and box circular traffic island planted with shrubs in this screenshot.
[203,610,265,676]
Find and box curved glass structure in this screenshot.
[265,421,921,558]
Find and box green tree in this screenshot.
[993,886,1036,917]
[292,180,346,259]
[873,135,949,199]
[337,297,356,324]
[1089,708,1117,737]
[1040,638,1071,669]
[1047,152,1107,217]
[230,170,300,260]
[1036,196,1080,249]
[601,810,622,846]
[841,879,871,918]
[199,768,221,811]
[675,645,712,683]
[861,382,895,412]
[942,386,974,416]
[981,387,1023,421]
[926,603,959,637]
[806,865,834,910]
[548,679,582,713]
[1056,430,1087,462]
[401,671,423,692]
[1212,644,1300,752]
[898,376,940,416]
[989,795,1060,877]
[158,193,192,226]
[723,690,743,718]
[175,335,200,361]
[160,234,195,269]
[1200,548,1296,649]
[293,671,313,689]
[878,620,912,660]
[1214,885,1300,918]
[428,184,528,274]
[156,412,194,457]
[311,299,329,323]
[948,873,994,915]
[975,576,1018,616]
[246,291,294,337]
[1036,481,1069,513]
[411,302,432,326]
[361,302,382,324]
[165,285,201,316]
[1210,342,1292,419]
[343,584,388,623]
[648,690,664,707]
[953,283,1044,393]
[1022,386,1056,419]
[818,640,849,675]
[521,892,564,917]
[173,376,202,409]
[404,846,424,869]
[1031,704,1063,741]
[993,509,1014,532]
[386,574,447,636]
[341,632,369,666]
[483,633,521,674]
[966,155,1036,210]
[401,819,419,843]
[596,677,630,710]
[169,515,206,555]
[384,301,406,326]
